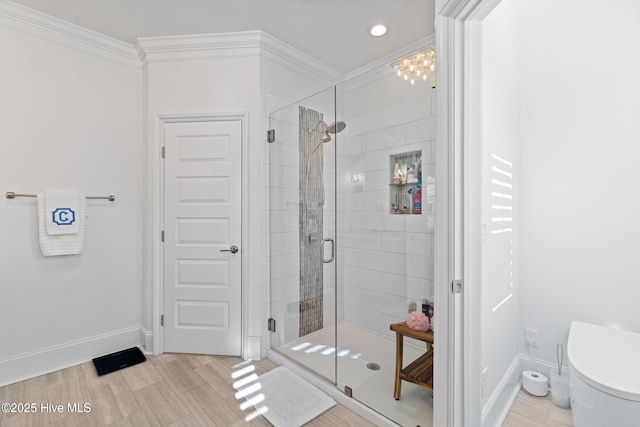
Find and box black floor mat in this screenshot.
[92,347,146,376]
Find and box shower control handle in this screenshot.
[321,238,335,263]
[220,245,239,254]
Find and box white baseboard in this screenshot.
[481,353,570,427]
[0,326,140,387]
[140,326,153,354]
[482,355,522,427]
[245,336,261,361]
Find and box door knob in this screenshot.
[220,245,239,254]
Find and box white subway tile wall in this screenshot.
[338,94,436,338]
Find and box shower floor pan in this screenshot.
[274,321,433,427]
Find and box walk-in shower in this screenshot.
[268,77,436,426]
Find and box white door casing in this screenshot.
[437,0,509,425]
[163,119,242,355]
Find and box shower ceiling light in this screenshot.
[370,24,387,37]
[392,48,436,87]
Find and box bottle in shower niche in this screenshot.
[413,186,422,214]
[393,162,402,184]
[407,165,415,183]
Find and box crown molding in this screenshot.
[136,31,265,63]
[0,0,139,65]
[258,32,344,85]
[136,30,344,84]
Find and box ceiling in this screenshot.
[8,0,435,74]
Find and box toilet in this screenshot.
[567,321,640,426]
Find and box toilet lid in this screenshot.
[568,321,640,401]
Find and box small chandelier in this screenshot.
[392,48,436,87]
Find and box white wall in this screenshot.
[0,11,338,384]
[477,2,640,415]
[518,0,640,367]
[0,12,143,385]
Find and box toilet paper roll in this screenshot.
[522,370,548,396]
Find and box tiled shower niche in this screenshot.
[390,150,422,214]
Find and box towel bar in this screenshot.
[6,192,115,202]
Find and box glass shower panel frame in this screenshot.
[268,86,338,384]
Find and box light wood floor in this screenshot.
[0,353,375,426]
[502,390,573,427]
[0,353,573,427]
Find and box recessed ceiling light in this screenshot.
[370,24,387,37]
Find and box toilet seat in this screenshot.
[567,321,640,402]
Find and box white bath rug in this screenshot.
[246,366,336,427]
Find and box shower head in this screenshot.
[326,121,346,134]
[312,120,347,143]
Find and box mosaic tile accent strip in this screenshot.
[299,106,324,336]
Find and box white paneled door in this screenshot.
[163,120,242,355]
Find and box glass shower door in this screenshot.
[333,76,437,426]
[268,86,338,383]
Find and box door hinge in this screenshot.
[452,280,463,294]
[161,146,165,158]
[267,317,276,332]
[161,314,164,326]
[267,129,275,143]
[161,230,164,242]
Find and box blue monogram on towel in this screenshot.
[52,208,76,226]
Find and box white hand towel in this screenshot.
[37,193,86,256]
[45,190,81,235]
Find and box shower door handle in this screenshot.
[321,238,334,263]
